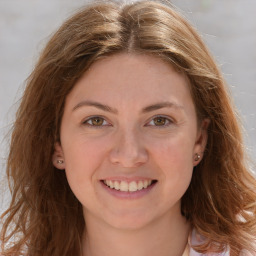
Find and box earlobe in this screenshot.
[193,118,210,166]
[52,142,65,170]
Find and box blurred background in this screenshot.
[0,0,255,213]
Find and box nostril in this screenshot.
[109,141,149,168]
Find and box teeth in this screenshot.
[114,181,120,190]
[129,181,138,192]
[103,180,154,192]
[109,180,114,188]
[120,181,129,192]
[138,181,144,190]
[143,180,148,188]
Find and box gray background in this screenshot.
[0,0,256,213]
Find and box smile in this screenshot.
[102,179,157,192]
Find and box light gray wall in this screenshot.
[1,0,256,213]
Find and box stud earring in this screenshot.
[57,159,64,164]
[194,153,201,161]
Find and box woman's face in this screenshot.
[53,53,208,230]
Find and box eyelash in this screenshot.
[82,116,111,128]
[82,115,174,128]
[147,115,174,128]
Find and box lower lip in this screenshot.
[100,181,157,199]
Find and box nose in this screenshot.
[109,128,148,168]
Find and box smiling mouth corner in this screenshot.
[101,179,157,192]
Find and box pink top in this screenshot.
[189,248,229,256]
[187,229,230,256]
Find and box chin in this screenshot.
[102,210,154,231]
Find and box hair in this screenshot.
[1,0,256,255]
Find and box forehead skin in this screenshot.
[64,53,196,126]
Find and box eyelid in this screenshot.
[81,115,175,128]
[145,115,175,127]
[82,115,112,127]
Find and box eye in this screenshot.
[83,116,110,127]
[147,116,173,127]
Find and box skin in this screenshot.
[53,53,208,256]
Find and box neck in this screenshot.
[81,210,190,256]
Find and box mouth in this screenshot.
[101,179,158,192]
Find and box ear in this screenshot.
[52,142,65,170]
[193,118,210,166]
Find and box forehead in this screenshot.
[65,53,195,116]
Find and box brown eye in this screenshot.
[146,116,173,127]
[91,117,104,126]
[83,116,108,127]
[153,117,167,126]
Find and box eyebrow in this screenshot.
[72,100,118,114]
[72,100,184,114]
[141,102,184,113]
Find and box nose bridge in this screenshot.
[109,126,148,167]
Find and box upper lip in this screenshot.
[100,176,157,182]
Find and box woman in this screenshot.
[1,1,256,255]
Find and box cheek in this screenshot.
[62,136,109,190]
[151,136,194,189]
[63,133,108,166]
[152,134,195,166]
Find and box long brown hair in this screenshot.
[1,1,256,255]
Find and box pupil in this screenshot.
[92,118,103,125]
[154,117,165,126]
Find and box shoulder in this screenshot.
[189,249,229,256]
[189,229,229,256]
